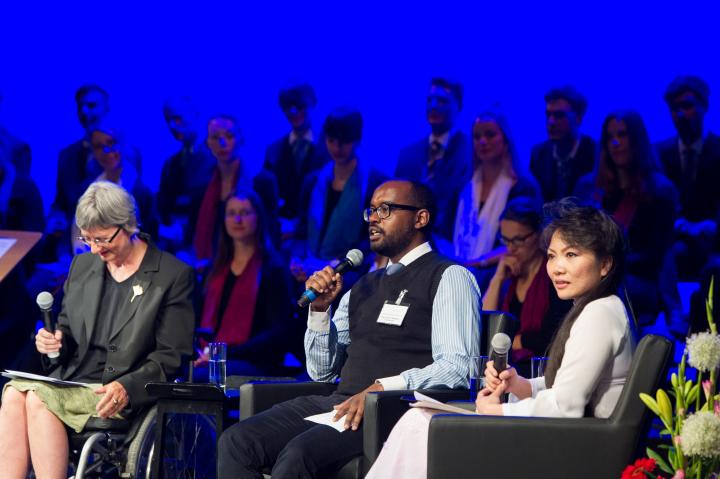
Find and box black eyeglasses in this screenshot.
[77,226,123,247]
[499,231,536,248]
[363,203,421,222]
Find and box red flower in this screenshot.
[621,458,657,478]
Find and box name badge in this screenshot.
[377,289,410,326]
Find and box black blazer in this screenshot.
[656,132,720,223]
[530,134,597,202]
[50,238,195,410]
[395,131,472,240]
[263,133,330,220]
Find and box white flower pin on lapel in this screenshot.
[131,284,144,303]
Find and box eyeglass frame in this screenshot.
[498,231,536,248]
[77,226,123,247]
[363,202,421,222]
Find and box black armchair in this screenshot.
[481,310,519,356]
[426,334,672,479]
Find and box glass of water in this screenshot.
[531,356,549,379]
[469,355,489,400]
[209,342,227,390]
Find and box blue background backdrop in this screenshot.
[1,1,718,212]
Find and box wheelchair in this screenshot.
[67,401,220,479]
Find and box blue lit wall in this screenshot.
[1,1,718,212]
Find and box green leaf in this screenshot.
[684,379,694,398]
[657,389,673,425]
[687,383,700,405]
[659,428,671,436]
[640,393,661,416]
[647,447,673,475]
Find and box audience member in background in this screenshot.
[530,86,596,202]
[195,189,298,376]
[70,120,156,254]
[481,198,571,375]
[0,154,44,374]
[264,82,329,241]
[453,110,540,286]
[193,114,278,268]
[576,110,680,329]
[51,85,143,233]
[395,77,471,241]
[0,89,32,175]
[656,75,720,280]
[157,97,216,255]
[366,199,634,479]
[290,107,384,286]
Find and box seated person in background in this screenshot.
[0,181,194,479]
[70,120,157,253]
[366,198,635,479]
[264,81,329,240]
[194,114,278,268]
[290,107,385,287]
[576,110,679,328]
[530,85,596,202]
[0,154,44,373]
[481,198,571,375]
[656,75,720,280]
[218,180,481,478]
[395,77,471,242]
[157,96,216,254]
[194,188,299,376]
[453,110,540,286]
[51,85,143,248]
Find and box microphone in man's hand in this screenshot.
[490,333,512,374]
[297,249,364,308]
[36,291,59,359]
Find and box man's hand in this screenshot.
[95,381,129,419]
[306,266,344,312]
[332,382,384,431]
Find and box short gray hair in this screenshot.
[75,181,138,233]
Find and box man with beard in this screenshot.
[657,75,720,279]
[218,180,480,479]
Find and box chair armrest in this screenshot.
[239,381,338,420]
[427,415,635,479]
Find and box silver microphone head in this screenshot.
[36,291,54,310]
[491,333,512,354]
[346,249,364,267]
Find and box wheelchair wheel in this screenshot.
[152,412,219,479]
[123,407,157,479]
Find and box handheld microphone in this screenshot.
[36,291,60,359]
[297,249,364,308]
[490,333,512,374]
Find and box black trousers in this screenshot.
[218,393,363,479]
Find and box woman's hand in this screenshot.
[193,352,210,368]
[484,360,519,393]
[95,381,129,419]
[475,385,505,415]
[492,255,521,283]
[35,328,62,355]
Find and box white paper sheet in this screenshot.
[304,410,349,432]
[2,369,94,388]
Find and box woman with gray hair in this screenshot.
[0,181,194,479]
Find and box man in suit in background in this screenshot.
[264,82,329,241]
[157,96,215,254]
[395,77,471,242]
[530,85,596,203]
[657,75,720,279]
